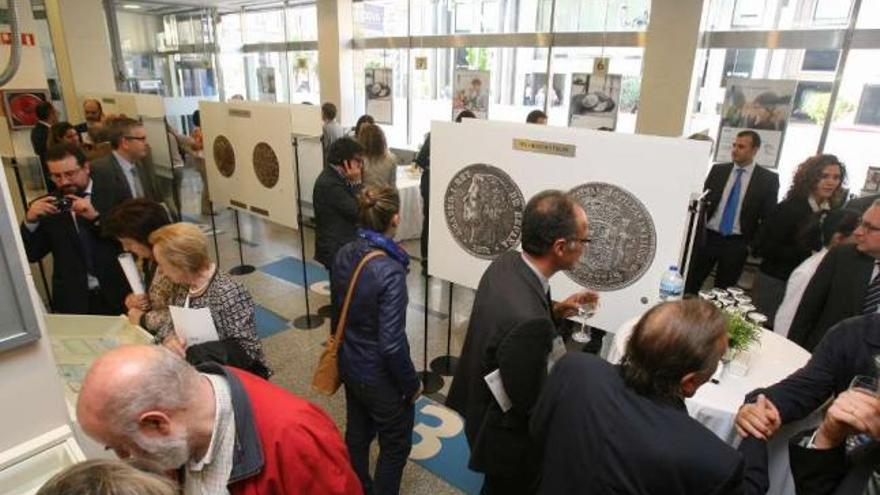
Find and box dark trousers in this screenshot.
[87,287,119,316]
[685,230,750,294]
[419,172,429,270]
[481,470,539,495]
[344,376,415,495]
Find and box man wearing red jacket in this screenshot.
[77,345,362,495]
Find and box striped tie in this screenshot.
[862,263,880,315]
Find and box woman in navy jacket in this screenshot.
[332,186,421,495]
[753,154,845,324]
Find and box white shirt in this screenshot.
[774,248,828,337]
[185,374,236,495]
[521,253,550,297]
[113,151,143,198]
[706,162,756,235]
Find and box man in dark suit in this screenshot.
[789,389,880,495]
[530,300,767,495]
[74,98,103,136]
[788,202,880,351]
[20,144,128,315]
[685,130,779,294]
[313,137,364,270]
[734,315,880,492]
[30,101,57,191]
[446,190,597,495]
[88,117,167,216]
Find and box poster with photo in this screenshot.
[568,74,621,130]
[863,167,880,193]
[2,89,50,129]
[365,68,393,124]
[257,67,277,102]
[714,78,796,168]
[523,73,565,107]
[452,69,490,120]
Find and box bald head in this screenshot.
[83,99,103,123]
[77,345,200,437]
[621,300,727,400]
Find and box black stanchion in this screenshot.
[228,209,255,275]
[208,200,221,269]
[10,159,53,310]
[430,281,458,376]
[291,136,324,330]
[419,273,444,393]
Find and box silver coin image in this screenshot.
[566,182,656,290]
[444,163,524,259]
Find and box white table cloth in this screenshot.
[606,317,816,495]
[395,165,423,241]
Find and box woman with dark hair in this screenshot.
[102,199,178,333]
[353,114,375,140]
[48,122,80,148]
[753,154,846,323]
[358,123,397,189]
[332,186,420,495]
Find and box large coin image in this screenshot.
[444,164,524,259]
[252,142,280,189]
[566,182,656,290]
[213,135,235,178]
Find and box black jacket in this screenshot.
[332,237,419,398]
[704,162,779,242]
[757,197,823,280]
[530,353,767,495]
[30,122,50,164]
[446,251,555,478]
[312,165,362,269]
[20,210,127,314]
[789,244,875,352]
[89,152,165,214]
[746,314,880,425]
[789,429,880,495]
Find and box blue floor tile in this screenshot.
[255,304,290,339]
[259,256,329,287]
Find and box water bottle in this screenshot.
[659,265,684,301]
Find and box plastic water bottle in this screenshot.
[659,265,684,301]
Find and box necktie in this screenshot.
[719,167,746,236]
[74,193,97,276]
[129,166,144,198]
[862,262,880,315]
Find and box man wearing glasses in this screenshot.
[447,190,598,495]
[788,200,880,352]
[20,144,129,315]
[89,117,166,214]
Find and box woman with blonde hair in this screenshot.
[332,186,419,495]
[37,459,177,495]
[358,123,397,189]
[149,222,270,377]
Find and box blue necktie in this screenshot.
[719,168,745,236]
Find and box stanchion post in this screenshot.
[419,273,444,392]
[228,209,255,275]
[430,281,459,376]
[208,200,221,269]
[291,136,324,330]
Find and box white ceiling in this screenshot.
[115,0,300,16]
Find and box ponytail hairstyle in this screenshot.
[357,186,400,233]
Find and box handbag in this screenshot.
[311,250,387,395]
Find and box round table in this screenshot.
[606,317,816,495]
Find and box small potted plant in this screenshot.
[723,310,762,364]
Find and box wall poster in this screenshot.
[365,68,393,124]
[452,69,490,120]
[568,74,621,130]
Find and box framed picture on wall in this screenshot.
[863,166,880,193]
[1,89,50,129]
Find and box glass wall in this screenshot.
[690,0,880,198]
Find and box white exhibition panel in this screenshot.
[201,100,321,230]
[296,136,324,217]
[429,120,708,332]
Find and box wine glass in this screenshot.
[571,300,598,344]
[845,375,879,451]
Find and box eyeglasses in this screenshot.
[49,169,83,181]
[858,220,880,233]
[124,135,147,141]
[569,237,592,245]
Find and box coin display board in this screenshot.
[430,119,708,332]
[200,101,321,230]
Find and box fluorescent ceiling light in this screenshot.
[122,4,143,9]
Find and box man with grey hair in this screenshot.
[789,200,880,351]
[77,345,362,495]
[530,300,767,494]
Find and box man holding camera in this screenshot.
[20,144,128,315]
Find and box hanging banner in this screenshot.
[714,78,796,168]
[452,69,490,120]
[568,73,621,131]
[365,68,393,125]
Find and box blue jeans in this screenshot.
[343,376,415,495]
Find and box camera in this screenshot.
[52,194,76,213]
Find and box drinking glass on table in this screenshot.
[845,375,879,451]
[571,299,598,344]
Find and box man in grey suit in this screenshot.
[88,117,168,216]
[446,190,597,495]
